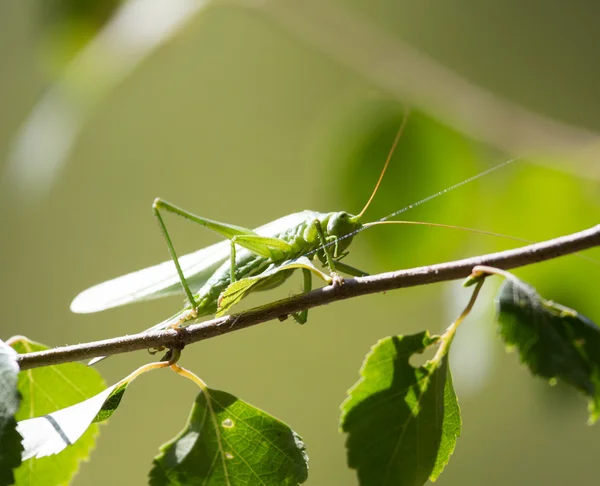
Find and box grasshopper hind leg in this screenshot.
[290,269,312,324]
[152,199,199,309]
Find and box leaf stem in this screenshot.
[433,279,485,365]
[117,355,176,387]
[469,265,520,283]
[170,363,209,393]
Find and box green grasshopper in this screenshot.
[71,115,517,337]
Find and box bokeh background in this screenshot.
[2,1,600,485]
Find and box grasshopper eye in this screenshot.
[327,212,351,235]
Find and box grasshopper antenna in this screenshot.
[377,157,519,224]
[362,220,600,266]
[362,220,533,244]
[355,108,410,221]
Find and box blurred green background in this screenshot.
[2,1,600,485]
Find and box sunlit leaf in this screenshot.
[0,340,22,486]
[496,277,600,423]
[150,388,309,485]
[341,332,461,486]
[9,336,105,485]
[17,381,128,460]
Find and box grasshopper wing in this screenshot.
[70,211,318,314]
[70,239,231,313]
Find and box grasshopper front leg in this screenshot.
[152,199,199,309]
[312,220,345,287]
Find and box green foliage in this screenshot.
[150,388,309,485]
[92,382,128,423]
[9,337,106,486]
[496,277,600,423]
[0,341,22,486]
[341,332,460,486]
[11,270,600,486]
[10,275,600,486]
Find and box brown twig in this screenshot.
[15,224,600,370]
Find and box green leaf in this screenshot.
[150,388,309,485]
[0,340,22,486]
[92,381,128,423]
[341,332,461,486]
[217,256,330,317]
[9,336,106,486]
[496,278,600,423]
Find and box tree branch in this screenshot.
[15,224,600,370]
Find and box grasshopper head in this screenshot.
[326,211,362,254]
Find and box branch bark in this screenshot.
[15,224,600,370]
